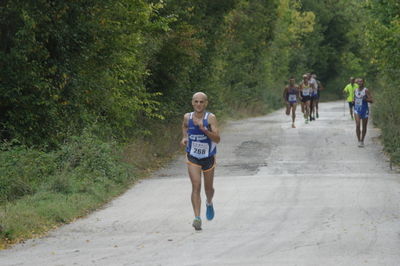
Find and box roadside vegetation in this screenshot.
[1,0,399,247]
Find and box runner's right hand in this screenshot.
[180,138,188,147]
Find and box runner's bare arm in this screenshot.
[199,114,220,143]
[180,113,190,147]
[283,86,288,102]
[318,81,325,90]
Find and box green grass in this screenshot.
[0,188,129,247]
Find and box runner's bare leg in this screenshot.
[188,164,202,217]
[361,118,368,142]
[203,168,215,205]
[355,115,361,141]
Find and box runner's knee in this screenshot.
[205,186,214,195]
[192,183,201,193]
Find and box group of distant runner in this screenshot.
[283,73,324,128]
[179,75,373,231]
[283,74,373,148]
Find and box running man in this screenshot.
[354,78,373,147]
[309,73,318,121]
[315,78,324,119]
[343,77,358,119]
[312,74,324,119]
[299,74,312,124]
[283,77,300,128]
[181,92,221,230]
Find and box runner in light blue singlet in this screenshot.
[354,88,369,119]
[353,78,373,148]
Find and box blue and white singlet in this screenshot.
[186,112,217,159]
[354,87,369,119]
[287,87,298,103]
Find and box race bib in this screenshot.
[190,141,209,158]
[355,98,363,106]
[302,90,310,96]
[288,94,297,102]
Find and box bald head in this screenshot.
[192,92,208,101]
[192,92,208,113]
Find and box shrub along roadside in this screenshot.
[0,129,136,248]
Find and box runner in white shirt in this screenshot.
[308,73,318,121]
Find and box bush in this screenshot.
[372,79,400,164]
[0,130,134,203]
[0,143,57,202]
[0,130,135,243]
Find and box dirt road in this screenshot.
[1,101,400,265]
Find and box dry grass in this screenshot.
[122,122,183,177]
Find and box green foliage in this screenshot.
[0,130,135,242]
[372,78,400,163]
[0,130,134,203]
[263,0,315,93]
[1,0,398,151]
[145,0,240,119]
[0,143,57,202]
[0,0,168,146]
[206,0,280,113]
[364,0,400,163]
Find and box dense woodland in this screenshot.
[0,0,399,244]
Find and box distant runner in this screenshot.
[343,77,358,119]
[283,77,300,128]
[314,74,324,119]
[181,92,221,230]
[354,78,373,147]
[309,73,318,121]
[299,74,312,124]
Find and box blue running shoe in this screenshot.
[192,216,202,231]
[206,203,214,220]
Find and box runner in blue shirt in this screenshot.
[283,77,300,128]
[181,92,221,230]
[354,78,373,147]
